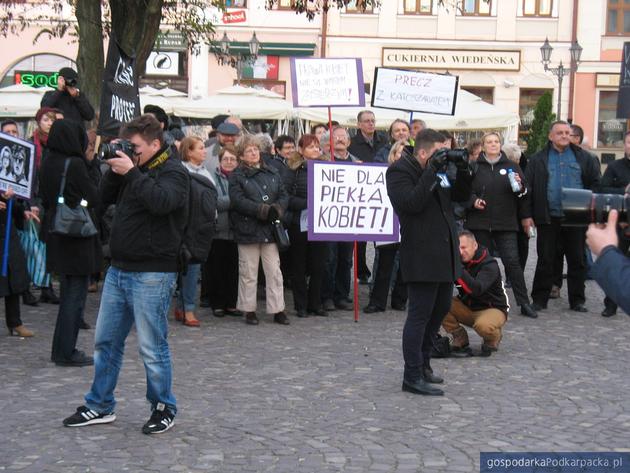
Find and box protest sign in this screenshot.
[307,161,399,242]
[371,67,458,115]
[97,35,141,137]
[0,132,35,200]
[290,58,365,108]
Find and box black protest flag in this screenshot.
[616,42,630,119]
[97,35,141,137]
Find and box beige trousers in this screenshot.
[442,297,507,348]
[237,243,285,314]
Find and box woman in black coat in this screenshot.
[464,132,536,319]
[39,120,102,366]
[0,188,36,336]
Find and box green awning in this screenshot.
[226,42,315,57]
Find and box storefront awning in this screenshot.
[227,42,315,57]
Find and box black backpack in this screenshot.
[181,173,218,266]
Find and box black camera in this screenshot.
[65,78,78,88]
[444,148,469,165]
[98,140,135,160]
[430,147,470,171]
[561,188,629,226]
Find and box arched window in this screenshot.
[1,54,75,88]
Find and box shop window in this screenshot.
[225,0,246,6]
[275,0,296,9]
[404,0,433,14]
[518,88,552,146]
[461,86,494,104]
[607,0,630,34]
[346,0,374,13]
[460,0,491,16]
[522,0,552,16]
[597,90,628,147]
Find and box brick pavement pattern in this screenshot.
[1,248,630,472]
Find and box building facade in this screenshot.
[0,0,628,157]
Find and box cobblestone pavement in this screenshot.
[1,246,630,473]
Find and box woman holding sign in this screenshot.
[282,134,330,318]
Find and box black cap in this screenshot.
[143,104,169,129]
[59,67,78,81]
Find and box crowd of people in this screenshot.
[0,65,628,428]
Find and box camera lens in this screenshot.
[561,188,628,226]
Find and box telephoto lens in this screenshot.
[561,188,629,226]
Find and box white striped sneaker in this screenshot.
[142,403,175,435]
[63,405,116,427]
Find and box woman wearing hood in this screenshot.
[39,119,103,366]
[281,134,330,318]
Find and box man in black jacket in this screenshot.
[387,129,472,396]
[41,67,95,128]
[598,130,630,317]
[63,114,189,435]
[442,231,509,356]
[522,121,600,313]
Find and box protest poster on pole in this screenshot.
[0,132,36,200]
[616,42,630,118]
[307,161,399,243]
[97,35,142,137]
[371,67,458,115]
[290,58,365,108]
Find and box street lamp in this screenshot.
[212,32,261,85]
[539,37,583,119]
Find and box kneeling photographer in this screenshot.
[442,231,508,357]
[63,114,189,435]
[386,129,472,396]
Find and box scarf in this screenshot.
[33,129,48,169]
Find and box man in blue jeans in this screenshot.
[62,114,189,434]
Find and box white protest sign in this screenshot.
[290,58,366,108]
[371,67,458,115]
[307,161,399,242]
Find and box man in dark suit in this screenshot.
[386,129,472,396]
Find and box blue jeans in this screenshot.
[177,264,200,312]
[84,267,178,415]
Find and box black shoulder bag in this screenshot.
[50,158,98,238]
[248,176,290,252]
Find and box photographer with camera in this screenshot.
[587,209,630,315]
[386,129,472,396]
[62,114,189,435]
[597,131,630,316]
[41,67,95,128]
[522,121,601,313]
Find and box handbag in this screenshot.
[50,158,98,238]
[18,220,51,287]
[248,177,290,251]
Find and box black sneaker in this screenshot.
[63,405,116,427]
[142,403,175,435]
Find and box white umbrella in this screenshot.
[0,85,53,117]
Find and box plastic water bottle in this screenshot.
[507,169,521,193]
